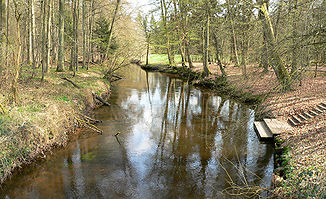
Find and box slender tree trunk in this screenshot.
[30,0,36,77]
[46,0,52,72]
[87,0,94,67]
[213,32,226,77]
[259,0,269,72]
[291,0,298,75]
[57,0,65,72]
[10,1,22,104]
[179,0,193,68]
[146,40,150,65]
[0,0,3,60]
[70,0,77,74]
[227,0,240,67]
[82,0,86,68]
[241,38,248,77]
[5,0,9,68]
[203,6,211,77]
[160,0,174,66]
[75,0,80,72]
[69,0,74,71]
[105,0,121,58]
[41,0,47,81]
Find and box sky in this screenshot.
[130,0,155,14]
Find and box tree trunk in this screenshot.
[87,0,94,67]
[0,0,3,61]
[46,0,52,72]
[75,0,80,72]
[227,0,240,67]
[10,1,22,104]
[105,0,121,57]
[57,0,65,72]
[213,32,226,77]
[203,7,211,77]
[258,0,269,72]
[41,0,47,81]
[260,3,291,91]
[160,0,174,66]
[5,0,9,67]
[146,41,150,65]
[82,0,86,68]
[291,0,298,76]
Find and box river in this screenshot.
[0,65,274,198]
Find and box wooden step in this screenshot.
[309,110,318,116]
[303,112,313,119]
[292,115,302,124]
[298,114,307,121]
[317,104,326,110]
[264,118,292,135]
[254,121,273,140]
[313,107,323,114]
[288,118,299,127]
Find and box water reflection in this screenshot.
[0,65,273,199]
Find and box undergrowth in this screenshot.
[0,65,110,184]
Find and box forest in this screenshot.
[0,0,325,198]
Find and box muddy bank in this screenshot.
[0,67,111,185]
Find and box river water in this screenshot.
[0,65,274,198]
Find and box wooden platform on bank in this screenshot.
[254,119,292,141]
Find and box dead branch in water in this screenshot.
[75,117,103,134]
[76,112,102,124]
[62,77,80,88]
[92,93,110,106]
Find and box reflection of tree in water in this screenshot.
[146,76,273,198]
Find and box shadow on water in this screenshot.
[0,65,274,199]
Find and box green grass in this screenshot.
[144,54,205,64]
[146,54,182,64]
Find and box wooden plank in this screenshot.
[254,121,273,140]
[288,118,298,127]
[321,102,326,107]
[264,118,292,135]
[317,105,326,110]
[303,112,313,119]
[313,107,324,113]
[298,114,307,121]
[292,115,301,124]
[309,110,319,116]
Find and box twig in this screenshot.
[62,77,80,89]
[76,112,102,124]
[75,117,103,134]
[0,103,6,114]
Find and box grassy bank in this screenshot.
[0,65,110,184]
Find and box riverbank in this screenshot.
[0,65,110,184]
[140,63,264,106]
[139,61,326,198]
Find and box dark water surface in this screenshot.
[0,65,274,198]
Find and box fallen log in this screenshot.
[62,77,80,88]
[92,93,110,106]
